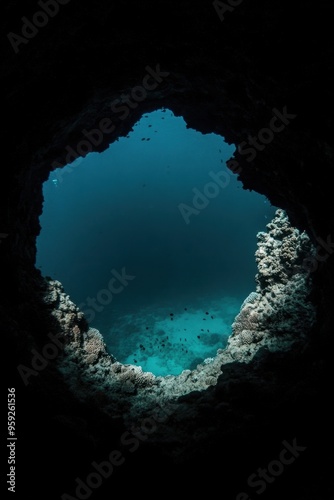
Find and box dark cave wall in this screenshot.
[1,1,334,498]
[2,0,333,346]
[1,0,334,264]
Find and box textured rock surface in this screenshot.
[37,209,316,441]
[229,209,316,358]
[1,1,334,497]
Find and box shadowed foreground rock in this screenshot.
[1,1,334,498]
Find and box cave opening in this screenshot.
[36,108,276,376]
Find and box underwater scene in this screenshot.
[37,109,276,376]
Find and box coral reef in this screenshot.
[28,207,322,472]
[255,209,315,288]
[229,209,316,356]
[38,209,317,420]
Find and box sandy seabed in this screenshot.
[101,294,243,376]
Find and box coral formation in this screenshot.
[82,328,107,364]
[229,209,316,354]
[38,209,317,438]
[239,291,259,309]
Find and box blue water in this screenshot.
[36,108,276,375]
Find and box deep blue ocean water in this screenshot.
[36,109,276,375]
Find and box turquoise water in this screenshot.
[36,108,276,375]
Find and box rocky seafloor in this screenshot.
[31,208,316,459]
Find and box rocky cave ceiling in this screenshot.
[1,1,334,499]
